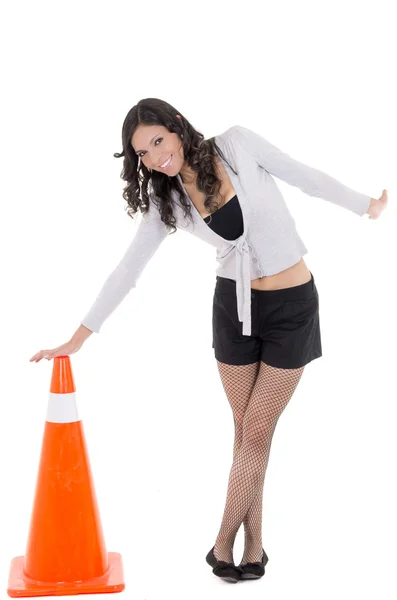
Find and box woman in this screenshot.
[30,98,388,584]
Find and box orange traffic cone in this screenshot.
[8,355,125,597]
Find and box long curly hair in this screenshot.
[113,98,237,235]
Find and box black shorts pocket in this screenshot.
[281,295,319,324]
[281,291,319,325]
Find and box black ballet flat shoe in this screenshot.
[239,548,269,580]
[206,546,242,583]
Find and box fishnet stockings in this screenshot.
[213,360,305,566]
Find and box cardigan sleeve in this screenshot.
[80,201,168,333]
[232,124,371,217]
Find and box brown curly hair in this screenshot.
[113,98,238,235]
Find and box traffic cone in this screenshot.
[7,355,125,597]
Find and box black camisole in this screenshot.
[202,194,243,241]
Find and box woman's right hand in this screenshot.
[29,339,83,363]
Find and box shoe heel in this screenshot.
[240,548,269,580]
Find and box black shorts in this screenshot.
[212,271,322,369]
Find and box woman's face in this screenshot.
[131,123,184,175]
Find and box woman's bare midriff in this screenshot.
[183,157,313,291]
[250,257,312,291]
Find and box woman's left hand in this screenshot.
[366,189,388,219]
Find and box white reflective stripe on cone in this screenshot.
[46,392,80,423]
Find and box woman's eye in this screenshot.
[139,138,162,158]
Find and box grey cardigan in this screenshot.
[81,125,371,337]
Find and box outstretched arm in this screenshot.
[80,202,168,333]
[231,124,374,217]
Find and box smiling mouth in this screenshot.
[160,155,173,169]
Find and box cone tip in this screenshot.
[50,355,76,394]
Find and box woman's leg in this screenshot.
[213,360,260,563]
[213,360,305,564]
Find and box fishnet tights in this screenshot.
[213,360,305,566]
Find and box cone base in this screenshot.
[7,552,125,597]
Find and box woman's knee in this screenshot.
[241,415,276,448]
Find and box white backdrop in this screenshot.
[1,1,395,599]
